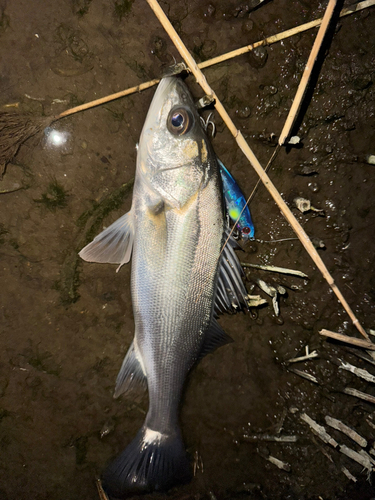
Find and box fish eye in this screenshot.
[167,106,193,136]
[242,226,251,235]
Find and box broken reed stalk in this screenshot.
[145,0,371,342]
[278,0,338,146]
[319,329,375,350]
[248,0,337,206]
[1,0,374,172]
[198,0,375,70]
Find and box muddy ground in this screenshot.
[1,0,375,499]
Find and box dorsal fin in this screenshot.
[215,228,249,314]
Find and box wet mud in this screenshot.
[1,1,375,499]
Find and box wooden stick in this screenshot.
[48,0,375,120]
[58,79,160,118]
[325,416,367,448]
[278,0,339,146]
[199,0,374,70]
[145,0,371,342]
[344,387,375,404]
[319,329,375,349]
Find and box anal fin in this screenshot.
[114,340,147,398]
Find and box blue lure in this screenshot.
[218,159,255,240]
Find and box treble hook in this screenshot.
[200,112,216,138]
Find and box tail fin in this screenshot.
[102,426,191,497]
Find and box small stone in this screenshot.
[366,154,375,165]
[236,105,251,119]
[297,165,318,176]
[311,237,326,249]
[233,4,250,18]
[308,182,319,193]
[242,19,254,32]
[204,4,216,17]
[352,74,372,91]
[248,46,268,69]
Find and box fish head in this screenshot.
[137,77,215,209]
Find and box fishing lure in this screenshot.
[218,159,255,240]
[199,115,254,240]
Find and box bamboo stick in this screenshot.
[145,0,371,342]
[41,0,375,120]
[198,0,375,70]
[319,329,375,349]
[1,1,374,173]
[278,0,338,146]
[58,79,160,118]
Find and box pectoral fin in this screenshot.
[79,211,134,271]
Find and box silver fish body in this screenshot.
[79,76,248,496]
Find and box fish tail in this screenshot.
[101,425,191,497]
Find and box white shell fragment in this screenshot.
[294,197,324,214]
[254,278,281,316]
[294,197,311,213]
[288,136,300,145]
[366,154,375,165]
[246,295,268,308]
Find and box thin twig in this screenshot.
[96,479,110,500]
[339,359,375,384]
[300,413,339,447]
[278,0,339,146]
[145,0,371,342]
[288,368,319,384]
[342,467,357,482]
[241,262,308,278]
[325,416,367,448]
[24,1,374,121]
[339,445,373,472]
[243,434,298,443]
[343,388,375,404]
[286,349,318,364]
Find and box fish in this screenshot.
[79,76,249,496]
[218,159,255,240]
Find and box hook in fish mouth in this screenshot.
[200,112,216,138]
[161,61,189,78]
